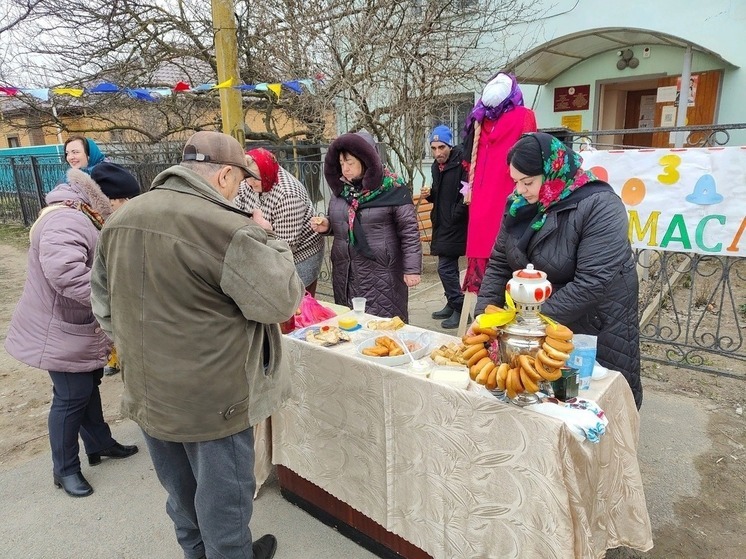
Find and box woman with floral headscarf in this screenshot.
[475,132,642,408]
[461,72,537,293]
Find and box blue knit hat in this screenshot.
[429,125,453,147]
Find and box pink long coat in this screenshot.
[466,106,537,259]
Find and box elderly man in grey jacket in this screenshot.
[91,131,304,559]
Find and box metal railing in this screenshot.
[1,133,744,380]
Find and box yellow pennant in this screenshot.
[267,83,281,99]
[212,78,234,89]
[475,291,517,328]
[52,87,84,97]
[538,313,557,326]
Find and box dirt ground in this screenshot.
[0,234,744,558]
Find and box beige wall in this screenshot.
[1,104,336,149]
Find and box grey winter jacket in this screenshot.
[476,182,642,408]
[5,169,113,373]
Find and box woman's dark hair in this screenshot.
[339,150,367,176]
[63,135,89,162]
[507,134,544,177]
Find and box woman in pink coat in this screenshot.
[462,72,537,293]
[5,163,140,497]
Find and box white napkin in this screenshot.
[526,398,608,443]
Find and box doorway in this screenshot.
[598,78,659,148]
[598,72,721,149]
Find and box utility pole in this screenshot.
[211,0,245,147]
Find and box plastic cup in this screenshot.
[351,297,366,317]
[568,334,597,390]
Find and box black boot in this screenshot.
[88,442,139,466]
[252,534,277,559]
[54,471,94,497]
[441,310,461,330]
[431,305,453,320]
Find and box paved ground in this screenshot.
[0,257,715,558]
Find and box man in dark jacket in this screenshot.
[423,125,468,329]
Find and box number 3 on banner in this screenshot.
[658,154,681,185]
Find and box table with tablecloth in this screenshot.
[270,317,653,559]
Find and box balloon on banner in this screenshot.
[589,166,608,182]
[621,178,646,206]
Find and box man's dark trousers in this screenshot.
[437,255,463,312]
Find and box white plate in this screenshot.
[592,364,609,380]
[429,366,470,390]
[356,332,431,366]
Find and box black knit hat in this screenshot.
[91,162,142,199]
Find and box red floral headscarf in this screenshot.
[509,133,597,230]
[247,148,280,192]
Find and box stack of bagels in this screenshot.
[463,322,575,398]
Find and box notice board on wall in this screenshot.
[553,85,590,112]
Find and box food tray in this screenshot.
[356,332,431,366]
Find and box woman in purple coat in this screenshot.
[311,131,422,321]
[5,163,141,497]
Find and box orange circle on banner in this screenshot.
[590,166,608,182]
[621,178,646,206]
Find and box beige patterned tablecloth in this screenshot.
[272,319,653,559]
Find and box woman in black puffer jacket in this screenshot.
[475,132,642,408]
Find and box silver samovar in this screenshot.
[498,264,552,367]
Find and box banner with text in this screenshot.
[580,147,746,256]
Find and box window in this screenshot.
[7,136,20,148]
[424,93,475,157]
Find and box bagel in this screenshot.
[467,348,489,367]
[536,349,565,371]
[473,356,492,372]
[544,337,574,354]
[496,363,509,390]
[519,367,540,393]
[545,323,573,341]
[533,354,554,380]
[505,367,518,398]
[542,342,571,363]
[476,361,495,385]
[486,365,498,390]
[518,354,542,382]
[461,343,484,361]
[480,327,499,338]
[463,333,490,345]
[510,367,524,394]
[542,366,562,381]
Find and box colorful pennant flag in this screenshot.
[267,83,282,99]
[52,87,85,97]
[4,78,314,104]
[212,78,234,90]
[89,82,120,94]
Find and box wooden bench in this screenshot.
[413,194,433,254]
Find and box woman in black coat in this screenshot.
[475,132,642,408]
